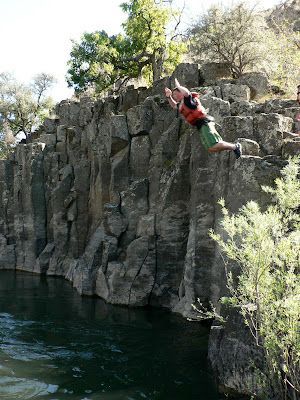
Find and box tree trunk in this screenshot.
[151,47,166,82]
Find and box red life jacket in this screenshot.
[178,92,207,125]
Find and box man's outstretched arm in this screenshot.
[164,87,177,109]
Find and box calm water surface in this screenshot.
[0,271,220,400]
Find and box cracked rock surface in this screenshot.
[0,64,299,319]
[1,63,299,397]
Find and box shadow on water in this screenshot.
[0,271,221,400]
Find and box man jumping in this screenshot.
[164,78,242,158]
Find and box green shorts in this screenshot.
[197,121,223,150]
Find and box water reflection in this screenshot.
[0,271,220,399]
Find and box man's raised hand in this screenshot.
[165,87,172,98]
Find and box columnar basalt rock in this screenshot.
[0,159,15,269]
[0,63,298,310]
[0,63,299,397]
[208,306,266,398]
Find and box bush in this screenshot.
[210,158,300,399]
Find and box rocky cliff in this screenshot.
[1,63,300,396]
[0,64,299,319]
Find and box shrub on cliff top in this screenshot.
[210,157,300,399]
[66,0,187,94]
[189,2,300,96]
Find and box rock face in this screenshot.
[0,63,299,314]
[208,306,266,398]
[0,62,299,397]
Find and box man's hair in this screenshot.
[172,87,180,93]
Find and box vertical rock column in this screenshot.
[0,158,16,269]
[13,144,47,271]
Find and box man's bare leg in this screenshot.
[208,141,236,153]
[208,141,242,158]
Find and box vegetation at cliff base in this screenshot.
[210,158,300,399]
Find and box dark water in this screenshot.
[0,271,220,400]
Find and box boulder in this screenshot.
[282,140,300,157]
[171,63,199,88]
[200,62,232,85]
[221,116,254,142]
[237,138,260,157]
[222,84,251,103]
[253,113,293,155]
[231,100,255,116]
[236,72,270,99]
[200,96,231,125]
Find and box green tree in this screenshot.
[189,2,300,96]
[0,73,55,141]
[66,0,186,94]
[210,158,300,399]
[189,3,269,78]
[264,19,300,95]
[121,0,184,82]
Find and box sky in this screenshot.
[0,0,282,102]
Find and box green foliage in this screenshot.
[189,2,300,95]
[0,73,55,140]
[263,20,300,96]
[189,3,269,78]
[66,31,125,94]
[190,299,225,323]
[0,140,12,160]
[67,0,187,94]
[210,158,300,399]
